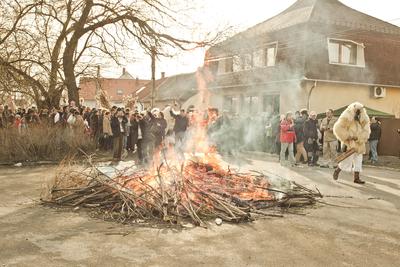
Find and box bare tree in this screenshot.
[1,0,223,108]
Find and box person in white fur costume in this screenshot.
[333,102,371,184]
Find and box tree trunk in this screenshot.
[62,0,93,107]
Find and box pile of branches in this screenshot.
[42,159,322,227]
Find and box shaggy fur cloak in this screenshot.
[333,102,371,154]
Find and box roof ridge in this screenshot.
[309,0,400,34]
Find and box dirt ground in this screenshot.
[0,157,399,267]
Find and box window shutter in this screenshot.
[357,44,365,67]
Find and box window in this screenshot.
[224,96,239,113]
[217,57,234,74]
[253,43,277,68]
[263,95,279,114]
[233,55,242,72]
[242,53,253,70]
[328,39,365,67]
[244,96,260,114]
[225,57,234,73]
[253,49,264,68]
[205,60,219,74]
[265,46,277,67]
[116,89,124,96]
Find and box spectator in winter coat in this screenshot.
[130,112,146,163]
[39,109,50,125]
[280,112,296,165]
[369,117,381,164]
[72,111,85,134]
[83,107,91,122]
[14,114,22,133]
[320,109,338,167]
[140,110,161,163]
[102,111,113,150]
[90,109,100,148]
[111,108,127,161]
[170,106,189,146]
[304,111,320,166]
[294,110,308,164]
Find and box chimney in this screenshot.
[122,67,126,75]
[161,72,165,79]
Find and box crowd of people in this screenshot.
[0,101,201,164]
[0,101,383,167]
[277,108,382,168]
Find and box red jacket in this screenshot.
[280,119,296,143]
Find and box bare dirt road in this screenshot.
[0,157,399,267]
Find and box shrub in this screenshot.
[0,126,95,163]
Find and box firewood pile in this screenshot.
[42,157,322,227]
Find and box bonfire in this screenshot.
[43,122,321,228]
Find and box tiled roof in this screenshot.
[79,77,150,103]
[135,78,168,100]
[243,0,400,37]
[139,72,197,103]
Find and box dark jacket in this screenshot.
[170,110,188,133]
[90,114,99,136]
[294,117,306,143]
[159,118,167,138]
[369,122,382,141]
[130,119,146,144]
[304,119,319,140]
[147,112,164,141]
[111,116,127,137]
[98,115,104,134]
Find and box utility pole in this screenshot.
[151,46,156,108]
[95,65,101,108]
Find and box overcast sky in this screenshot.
[104,0,400,80]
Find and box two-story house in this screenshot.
[204,0,400,118]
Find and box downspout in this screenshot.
[307,81,317,111]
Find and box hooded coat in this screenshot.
[333,102,371,154]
